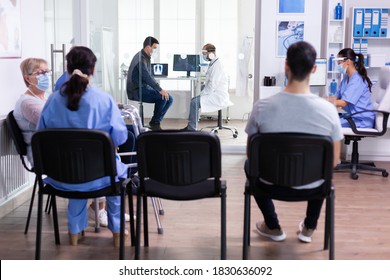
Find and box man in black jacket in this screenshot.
[126,36,173,130]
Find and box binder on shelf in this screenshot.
[370,9,381,37]
[363,9,373,37]
[353,8,364,37]
[352,38,361,53]
[360,39,368,67]
[380,9,389,37]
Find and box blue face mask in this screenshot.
[337,63,347,75]
[35,74,51,91]
[202,54,208,61]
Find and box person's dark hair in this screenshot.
[203,43,216,53]
[143,36,159,48]
[286,41,316,82]
[338,48,372,92]
[62,46,97,111]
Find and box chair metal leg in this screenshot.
[156,198,164,215]
[221,184,227,260]
[201,110,238,138]
[35,190,43,260]
[119,188,126,260]
[51,195,60,245]
[329,188,335,260]
[151,197,164,234]
[143,196,149,247]
[25,176,38,234]
[135,194,142,260]
[45,194,51,213]
[128,192,136,246]
[242,191,251,260]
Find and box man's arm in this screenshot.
[333,140,341,167]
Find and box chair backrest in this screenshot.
[136,130,222,200]
[5,110,32,172]
[374,66,390,130]
[247,133,333,200]
[31,129,117,187]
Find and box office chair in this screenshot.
[201,109,239,138]
[31,129,132,260]
[119,104,165,235]
[5,111,39,234]
[243,133,335,260]
[134,130,227,260]
[335,66,390,180]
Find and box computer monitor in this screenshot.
[173,54,201,77]
[151,63,168,77]
[309,58,327,86]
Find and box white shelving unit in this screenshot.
[349,6,390,72]
[323,0,347,96]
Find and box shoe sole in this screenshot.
[256,227,286,242]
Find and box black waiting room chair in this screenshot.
[5,110,39,234]
[243,133,335,260]
[134,130,227,259]
[31,129,133,260]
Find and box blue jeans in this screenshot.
[188,95,201,130]
[133,86,173,124]
[244,160,324,230]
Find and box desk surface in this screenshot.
[154,76,199,81]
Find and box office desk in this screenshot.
[155,76,200,98]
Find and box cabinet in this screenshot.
[323,0,347,96]
[349,7,390,69]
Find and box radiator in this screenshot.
[0,118,29,205]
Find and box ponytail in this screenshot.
[62,70,89,111]
[355,53,372,92]
[60,46,97,111]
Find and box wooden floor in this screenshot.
[1,118,390,260]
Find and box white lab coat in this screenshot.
[200,57,233,113]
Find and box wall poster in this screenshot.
[0,0,21,58]
[277,21,305,57]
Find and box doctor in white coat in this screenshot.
[183,43,233,130]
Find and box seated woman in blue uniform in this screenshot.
[333,48,375,128]
[37,46,128,247]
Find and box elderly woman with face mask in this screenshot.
[13,58,51,164]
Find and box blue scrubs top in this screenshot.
[37,86,128,192]
[336,72,375,128]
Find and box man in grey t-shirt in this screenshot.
[245,41,343,243]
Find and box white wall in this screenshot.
[0,0,46,117]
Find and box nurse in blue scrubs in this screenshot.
[334,48,375,128]
[37,46,128,246]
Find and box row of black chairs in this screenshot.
[6,111,334,260]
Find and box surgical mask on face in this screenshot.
[35,74,51,91]
[337,63,347,75]
[151,48,157,58]
[202,54,208,61]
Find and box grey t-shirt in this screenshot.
[245,91,344,189]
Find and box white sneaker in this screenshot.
[88,208,108,227]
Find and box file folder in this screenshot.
[370,9,381,37]
[353,8,364,37]
[360,39,368,67]
[352,38,361,53]
[380,9,388,37]
[363,9,373,37]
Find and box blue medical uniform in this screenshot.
[336,72,375,128]
[37,86,128,234]
[54,72,70,91]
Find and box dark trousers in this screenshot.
[133,86,173,124]
[244,160,324,230]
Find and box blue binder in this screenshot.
[380,9,389,37]
[363,9,373,37]
[353,8,364,37]
[370,9,381,37]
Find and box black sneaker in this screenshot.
[148,122,162,131]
